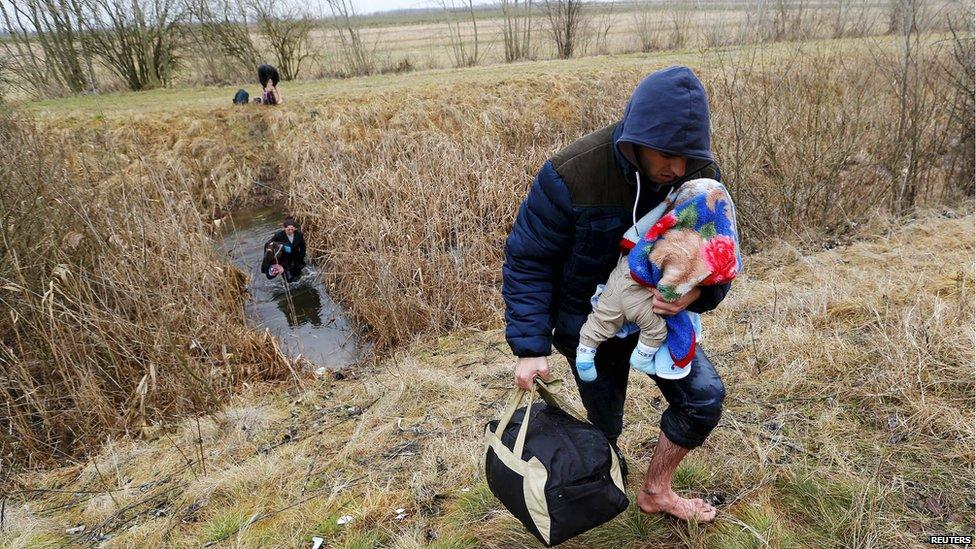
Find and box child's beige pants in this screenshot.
[579,255,667,350]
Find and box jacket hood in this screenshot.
[613,66,714,184]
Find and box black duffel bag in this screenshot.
[484,379,629,546]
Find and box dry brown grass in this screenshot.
[0,109,293,468]
[0,31,971,548]
[279,37,972,353]
[7,211,971,547]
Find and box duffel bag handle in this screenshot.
[492,378,589,460]
[493,387,534,459]
[493,388,529,439]
[534,378,587,424]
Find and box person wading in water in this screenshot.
[262,217,306,282]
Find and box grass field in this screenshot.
[26,36,861,117]
[2,23,973,549]
[3,0,904,96]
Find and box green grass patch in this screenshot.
[673,459,711,492]
[23,532,65,548]
[775,467,880,547]
[199,508,251,543]
[447,482,499,525]
[428,532,481,549]
[580,501,670,547]
[338,530,386,548]
[709,503,799,549]
[310,509,353,540]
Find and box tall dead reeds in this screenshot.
[0,110,290,468]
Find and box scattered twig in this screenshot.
[194,417,207,477]
[92,460,121,510]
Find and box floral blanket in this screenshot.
[628,178,741,367]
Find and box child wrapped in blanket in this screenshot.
[576,178,741,382]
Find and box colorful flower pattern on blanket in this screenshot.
[629,178,741,367]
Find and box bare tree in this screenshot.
[941,17,975,198]
[253,0,313,81]
[441,0,481,68]
[772,0,810,41]
[0,0,95,96]
[184,0,259,82]
[324,0,372,76]
[830,0,871,38]
[588,0,614,55]
[82,0,185,91]
[500,0,531,62]
[543,0,586,59]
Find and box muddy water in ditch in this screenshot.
[219,207,360,368]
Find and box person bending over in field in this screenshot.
[257,64,283,106]
[262,217,305,282]
[503,66,731,523]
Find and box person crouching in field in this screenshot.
[262,217,306,282]
[257,64,283,106]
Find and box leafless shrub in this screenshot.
[500,0,532,62]
[82,0,185,91]
[701,5,737,48]
[441,0,482,68]
[324,0,373,76]
[184,0,259,84]
[869,0,967,213]
[775,0,812,41]
[0,0,96,96]
[253,0,313,81]
[662,0,691,50]
[543,0,587,59]
[745,0,812,43]
[585,0,615,55]
[887,0,910,34]
[631,3,661,53]
[940,15,975,199]
[830,0,873,38]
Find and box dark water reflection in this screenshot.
[218,207,360,368]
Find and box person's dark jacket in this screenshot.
[502,66,731,358]
[262,229,306,280]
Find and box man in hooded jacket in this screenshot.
[502,66,729,523]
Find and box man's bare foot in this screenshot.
[637,486,717,523]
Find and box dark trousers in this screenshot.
[283,262,303,282]
[555,334,726,450]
